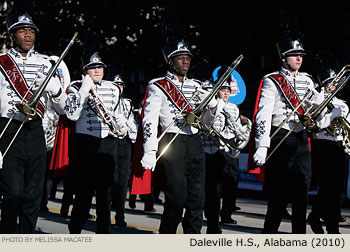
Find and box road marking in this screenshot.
[46,206,160,233]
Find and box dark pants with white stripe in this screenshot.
[262,127,311,234]
[0,117,46,234]
[68,134,116,234]
[112,137,131,223]
[158,133,206,234]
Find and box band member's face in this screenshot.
[171,54,191,76]
[9,28,36,52]
[218,88,231,102]
[325,81,337,93]
[284,55,303,71]
[86,67,104,83]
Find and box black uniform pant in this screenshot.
[0,118,46,234]
[311,139,346,233]
[68,134,116,234]
[221,156,239,217]
[262,128,311,234]
[158,133,206,234]
[204,151,225,233]
[112,137,131,222]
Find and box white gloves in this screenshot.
[141,151,157,171]
[0,151,3,169]
[253,146,268,166]
[34,71,62,97]
[81,75,94,93]
[197,88,217,109]
[46,78,62,97]
[33,71,46,90]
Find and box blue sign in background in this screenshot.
[212,66,247,105]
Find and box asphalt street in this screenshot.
[31,185,350,234]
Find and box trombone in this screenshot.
[153,54,244,167]
[0,32,78,158]
[266,64,350,161]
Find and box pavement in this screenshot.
[32,185,350,234]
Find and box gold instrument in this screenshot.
[308,65,350,122]
[266,65,350,161]
[0,32,78,157]
[88,87,122,134]
[182,54,244,129]
[154,54,244,166]
[324,103,350,153]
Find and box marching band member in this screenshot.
[134,40,217,234]
[111,74,138,227]
[0,10,66,233]
[203,79,251,233]
[308,68,350,234]
[248,38,345,233]
[64,52,121,233]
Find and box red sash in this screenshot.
[130,79,193,194]
[0,54,45,117]
[269,73,305,115]
[153,79,193,112]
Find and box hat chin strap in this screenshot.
[12,37,30,53]
[169,60,185,77]
[283,57,297,72]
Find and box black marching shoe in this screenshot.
[221,216,238,224]
[307,212,324,234]
[115,219,127,228]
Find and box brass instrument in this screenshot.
[182,54,244,129]
[88,87,122,134]
[309,65,350,122]
[266,65,350,162]
[324,103,350,153]
[0,32,78,157]
[154,54,244,165]
[221,108,251,150]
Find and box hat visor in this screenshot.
[83,62,106,70]
[9,23,39,33]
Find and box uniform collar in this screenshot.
[280,67,300,79]
[165,71,188,84]
[9,47,35,59]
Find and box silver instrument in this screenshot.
[221,108,252,150]
[88,87,122,134]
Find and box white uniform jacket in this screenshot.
[0,48,66,121]
[254,67,324,149]
[203,99,241,155]
[115,97,137,142]
[65,79,121,138]
[142,71,215,154]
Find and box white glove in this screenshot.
[116,125,128,137]
[81,75,94,93]
[197,88,217,108]
[253,147,268,166]
[32,71,46,91]
[46,78,62,97]
[141,151,157,171]
[0,151,3,169]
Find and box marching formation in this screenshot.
[0,9,349,235]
